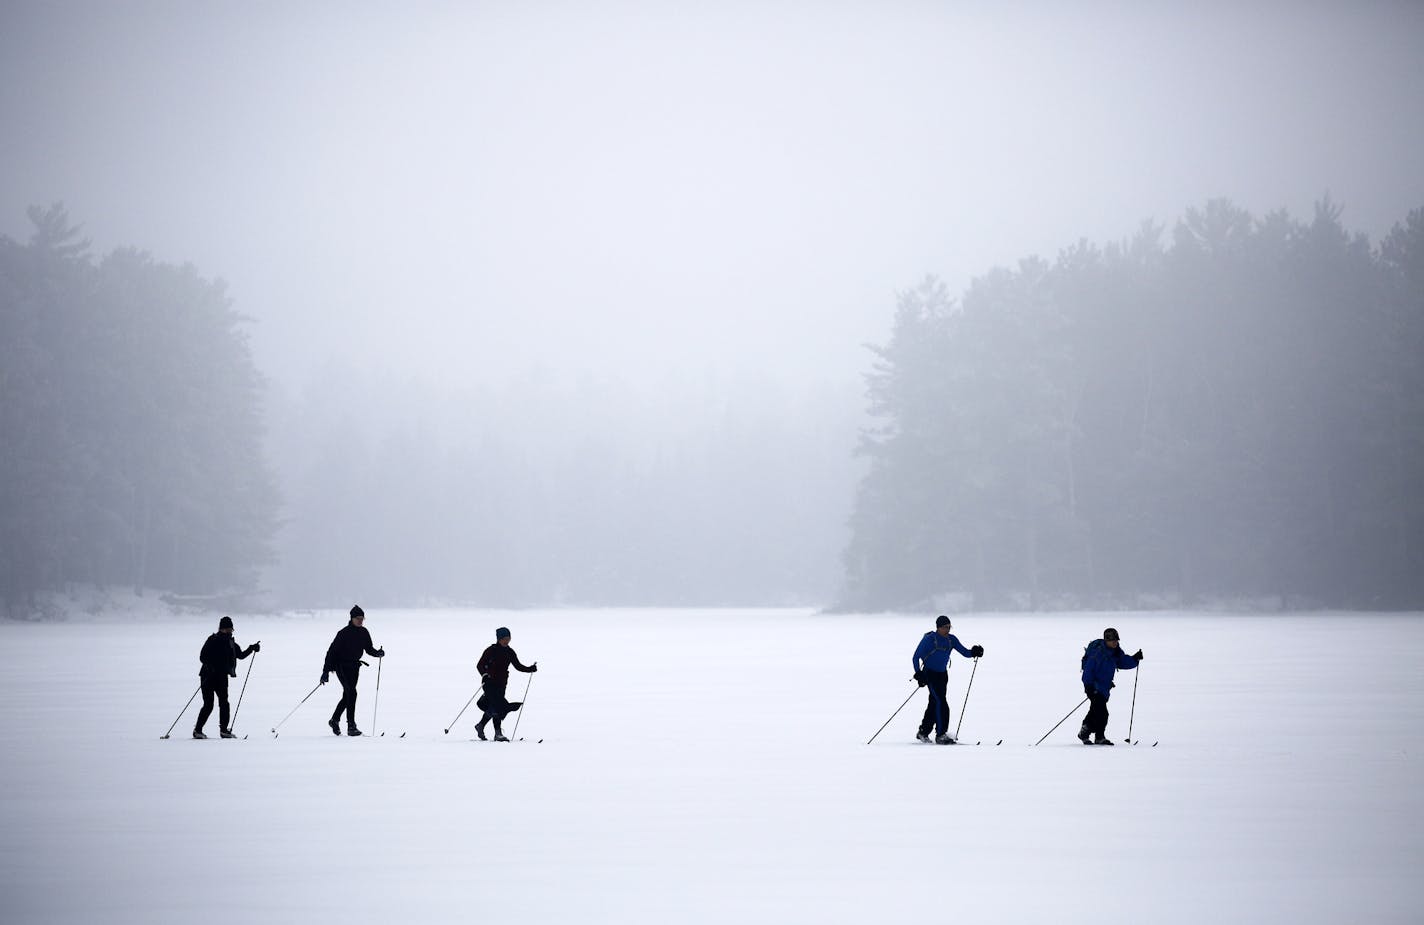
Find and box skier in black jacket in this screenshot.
[194,615,259,739]
[474,627,537,741]
[321,605,383,736]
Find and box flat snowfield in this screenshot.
[1,609,1421,923]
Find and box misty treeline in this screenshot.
[8,199,1424,615]
[0,206,279,611]
[263,371,860,607]
[0,206,859,614]
[841,200,1424,611]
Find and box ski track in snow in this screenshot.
[1,608,1421,924]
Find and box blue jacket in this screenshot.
[1081,639,1138,699]
[913,631,974,673]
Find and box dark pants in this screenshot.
[917,670,951,736]
[477,678,512,732]
[196,672,230,732]
[1084,686,1110,735]
[330,664,360,726]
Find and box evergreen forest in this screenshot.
[4,199,1423,614]
[0,206,279,611]
[840,200,1424,610]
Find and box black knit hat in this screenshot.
[350,605,365,619]
[218,615,234,630]
[935,615,951,628]
[496,626,511,640]
[1103,627,1120,641]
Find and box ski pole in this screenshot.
[271,682,323,736]
[160,686,201,739]
[230,647,258,735]
[866,683,920,745]
[510,671,534,741]
[1033,696,1090,746]
[443,680,484,734]
[372,652,382,735]
[1127,666,1140,744]
[954,657,980,741]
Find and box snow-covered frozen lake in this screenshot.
[1,608,1421,923]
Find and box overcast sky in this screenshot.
[3,1,1422,394]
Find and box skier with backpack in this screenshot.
[912,615,984,744]
[1079,627,1142,745]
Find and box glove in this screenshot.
[913,670,926,687]
[481,673,490,682]
[970,645,984,658]
[250,641,261,653]
[321,671,329,684]
[528,663,538,672]
[375,648,385,658]
[1132,649,1143,661]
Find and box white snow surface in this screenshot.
[1,608,1421,924]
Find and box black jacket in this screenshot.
[324,623,379,671]
[199,633,254,678]
[477,643,533,682]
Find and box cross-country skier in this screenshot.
[912,615,984,744]
[475,627,537,742]
[1079,627,1142,745]
[194,615,259,739]
[321,605,383,736]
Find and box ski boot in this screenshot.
[493,731,509,742]
[915,732,932,743]
[475,721,488,741]
[192,729,208,739]
[346,725,363,737]
[1093,733,1115,746]
[220,729,237,739]
[935,733,956,745]
[328,718,342,736]
[1077,724,1092,745]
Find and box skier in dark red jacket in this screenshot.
[475,627,537,741]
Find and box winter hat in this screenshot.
[350,605,365,619]
[1103,627,1120,641]
[935,615,951,628]
[218,615,234,630]
[496,627,511,640]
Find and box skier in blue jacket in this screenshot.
[912,615,984,744]
[1079,627,1142,745]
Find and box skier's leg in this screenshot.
[342,667,359,726]
[918,694,936,737]
[195,679,215,732]
[931,672,950,736]
[488,679,510,739]
[1084,692,1108,735]
[217,676,231,731]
